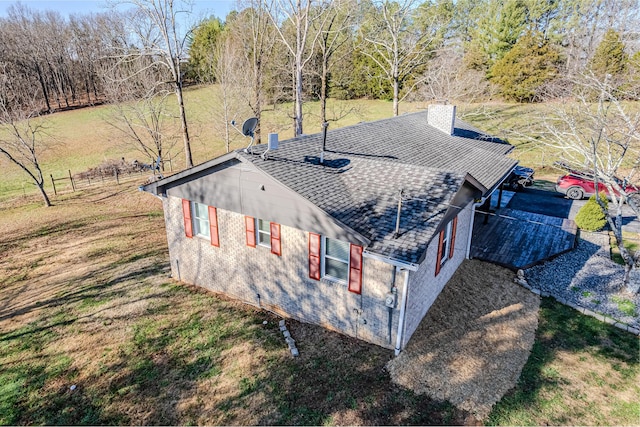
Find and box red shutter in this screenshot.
[435,230,444,276]
[270,222,281,256]
[449,217,458,259]
[308,233,321,280]
[182,199,193,238]
[208,206,219,247]
[348,244,363,294]
[245,216,256,247]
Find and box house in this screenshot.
[141,105,517,354]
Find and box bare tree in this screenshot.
[359,0,447,116]
[534,74,640,291]
[212,33,245,153]
[268,0,325,136]
[0,66,55,207]
[101,33,181,170]
[105,94,180,169]
[227,0,277,144]
[113,0,195,168]
[311,0,354,125]
[417,48,492,103]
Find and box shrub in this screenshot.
[574,193,608,231]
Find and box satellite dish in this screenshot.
[242,117,258,137]
[229,117,259,154]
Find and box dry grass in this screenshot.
[1,177,638,425]
[0,183,467,425]
[387,260,540,420]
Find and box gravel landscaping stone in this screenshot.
[525,232,640,332]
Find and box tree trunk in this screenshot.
[37,181,51,207]
[622,263,632,290]
[295,59,304,136]
[35,63,51,113]
[393,77,399,117]
[254,58,262,145]
[321,55,328,124]
[175,81,193,168]
[604,200,639,294]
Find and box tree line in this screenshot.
[1,0,639,203]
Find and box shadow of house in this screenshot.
[141,106,518,354]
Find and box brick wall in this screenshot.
[163,195,403,349]
[401,202,473,348]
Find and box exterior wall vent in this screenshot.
[427,104,456,136]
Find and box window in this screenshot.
[308,233,362,294]
[245,216,281,255]
[323,237,350,282]
[439,221,452,266]
[257,218,271,248]
[435,216,458,276]
[192,202,210,239]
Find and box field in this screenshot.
[0,85,562,202]
[1,89,639,425]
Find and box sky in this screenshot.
[0,0,236,21]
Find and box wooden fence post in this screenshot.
[50,174,57,195]
[114,168,119,185]
[68,170,75,191]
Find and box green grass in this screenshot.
[610,231,640,266]
[488,298,640,426]
[1,86,561,202]
[2,97,640,424]
[611,296,638,317]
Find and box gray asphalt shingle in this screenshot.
[236,111,515,264]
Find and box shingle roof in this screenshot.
[236,110,516,264]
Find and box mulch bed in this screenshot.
[387,259,540,420]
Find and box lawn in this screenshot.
[1,183,638,425]
[1,91,639,424]
[610,231,640,266]
[1,86,564,202]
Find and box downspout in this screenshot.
[394,267,411,356]
[466,203,476,259]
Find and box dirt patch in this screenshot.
[387,259,540,420]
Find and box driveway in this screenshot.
[508,186,640,233]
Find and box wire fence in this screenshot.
[48,167,159,195]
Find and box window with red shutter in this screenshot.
[270,222,281,256]
[208,206,219,247]
[182,199,193,238]
[449,216,458,259]
[245,216,256,247]
[435,230,444,276]
[308,233,321,280]
[348,244,363,294]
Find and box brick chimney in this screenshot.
[427,104,456,136]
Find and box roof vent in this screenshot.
[262,133,278,160]
[427,104,456,136]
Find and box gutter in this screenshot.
[394,267,411,356]
[138,185,164,201]
[363,250,419,272]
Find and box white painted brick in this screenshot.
[402,203,473,348]
[163,195,403,349]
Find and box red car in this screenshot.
[555,173,639,200]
